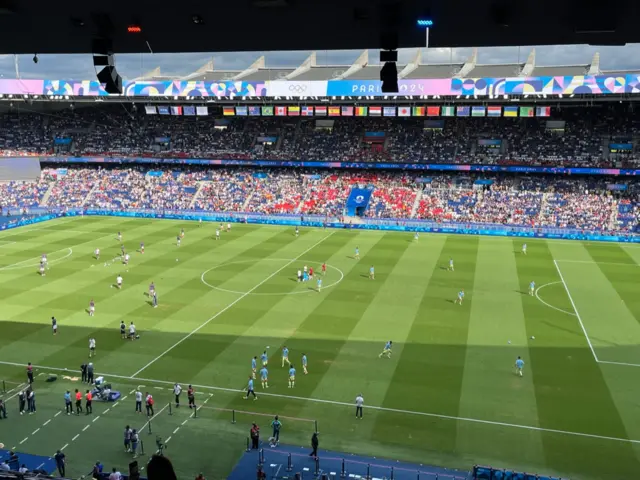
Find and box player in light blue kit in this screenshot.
[261,351,268,367]
[515,356,525,377]
[317,278,322,293]
[302,353,308,375]
[369,265,375,280]
[245,377,257,400]
[522,243,527,255]
[455,289,465,305]
[282,346,290,367]
[260,366,269,389]
[251,356,257,379]
[414,232,419,242]
[379,341,392,358]
[529,281,535,296]
[355,246,360,260]
[288,365,296,388]
[448,258,454,272]
[295,226,299,237]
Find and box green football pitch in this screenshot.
[0,216,639,480]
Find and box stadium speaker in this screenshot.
[380,61,398,93]
[96,65,123,95]
[93,38,123,94]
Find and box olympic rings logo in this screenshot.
[288,84,308,93]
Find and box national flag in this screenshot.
[144,106,157,115]
[328,106,341,116]
[262,106,274,116]
[520,106,534,117]
[356,106,368,116]
[288,106,300,116]
[196,106,208,116]
[235,106,248,116]
[456,106,470,117]
[341,106,354,116]
[369,106,382,116]
[315,106,327,116]
[427,106,441,117]
[536,106,551,117]
[248,106,261,116]
[441,106,455,117]
[471,106,485,117]
[223,107,235,116]
[413,106,426,116]
[503,106,518,117]
[183,106,196,116]
[276,106,287,116]
[398,106,411,117]
[383,106,396,116]
[301,106,314,116]
[487,106,502,117]
[170,106,183,116]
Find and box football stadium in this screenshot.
[0,32,639,480]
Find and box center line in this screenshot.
[130,232,335,378]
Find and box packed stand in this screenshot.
[1,164,636,232]
[0,180,50,208]
[245,171,304,214]
[44,168,103,207]
[1,106,640,168]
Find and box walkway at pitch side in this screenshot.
[228,445,470,479]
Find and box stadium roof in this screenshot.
[1,0,640,55]
[130,48,639,82]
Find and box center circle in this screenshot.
[200,258,344,296]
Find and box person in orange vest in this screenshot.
[74,389,83,415]
[85,390,93,415]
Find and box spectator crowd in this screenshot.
[1,165,636,233]
[0,105,639,168]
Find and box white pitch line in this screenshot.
[556,259,640,267]
[181,419,189,426]
[60,444,69,451]
[534,282,576,317]
[553,259,599,362]
[103,408,110,414]
[598,359,640,368]
[138,403,171,432]
[173,427,180,435]
[83,425,90,431]
[165,436,172,443]
[54,411,61,417]
[43,420,51,426]
[93,415,101,422]
[32,428,40,435]
[130,231,335,378]
[3,383,27,402]
[19,438,28,444]
[4,360,640,446]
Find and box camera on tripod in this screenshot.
[156,436,165,455]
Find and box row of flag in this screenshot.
[145,105,209,116]
[222,105,552,118]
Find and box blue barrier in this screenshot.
[33,155,640,176]
[3,209,637,244]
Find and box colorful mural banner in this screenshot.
[0,74,638,98]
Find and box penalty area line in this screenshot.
[2,360,640,446]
